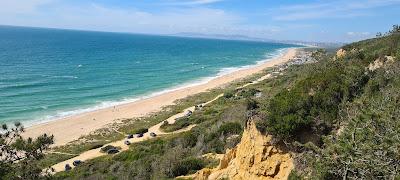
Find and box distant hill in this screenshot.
[171,32,345,48]
[171,32,273,42]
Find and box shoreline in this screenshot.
[22,48,299,146]
[20,48,289,128]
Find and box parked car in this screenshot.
[195,105,203,110]
[137,133,144,138]
[73,160,82,166]
[185,110,193,117]
[100,145,117,153]
[107,149,120,154]
[124,140,131,145]
[150,132,157,137]
[65,164,72,171]
[127,134,134,139]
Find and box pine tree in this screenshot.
[0,122,54,180]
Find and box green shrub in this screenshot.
[218,122,242,135]
[223,91,234,99]
[263,59,369,139]
[114,139,166,162]
[266,89,312,138]
[238,88,259,98]
[181,132,198,148]
[245,98,258,110]
[288,170,303,180]
[294,31,400,179]
[89,143,104,150]
[172,158,205,177]
[131,128,148,134]
[160,117,191,132]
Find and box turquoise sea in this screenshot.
[0,26,300,126]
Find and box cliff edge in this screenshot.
[184,120,293,180]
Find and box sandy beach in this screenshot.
[22,48,298,147]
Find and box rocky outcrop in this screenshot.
[368,56,395,71]
[336,49,347,58]
[185,121,293,180]
[336,48,362,60]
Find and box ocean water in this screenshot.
[0,26,299,126]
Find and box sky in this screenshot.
[0,0,399,42]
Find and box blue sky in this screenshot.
[1,0,399,42]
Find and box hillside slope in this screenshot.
[185,29,400,180]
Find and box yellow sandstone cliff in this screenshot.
[184,120,293,180]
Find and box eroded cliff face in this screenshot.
[186,121,293,180]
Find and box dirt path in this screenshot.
[49,94,225,173]
[50,74,272,173]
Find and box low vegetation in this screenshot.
[131,128,148,135]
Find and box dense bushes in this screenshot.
[261,57,369,140]
[238,88,259,98]
[223,91,234,99]
[245,98,258,110]
[131,128,148,134]
[303,61,400,179]
[344,28,400,63]
[282,32,400,179]
[160,118,190,132]
[266,89,312,138]
[171,157,205,177]
[218,122,242,135]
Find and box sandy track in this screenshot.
[50,93,224,172]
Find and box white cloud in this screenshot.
[0,0,53,14]
[347,32,370,36]
[269,0,400,21]
[163,0,224,6]
[0,1,283,38]
[344,31,373,42]
[0,2,243,35]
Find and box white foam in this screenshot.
[22,48,291,128]
[41,75,78,79]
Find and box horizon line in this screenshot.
[0,24,346,45]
